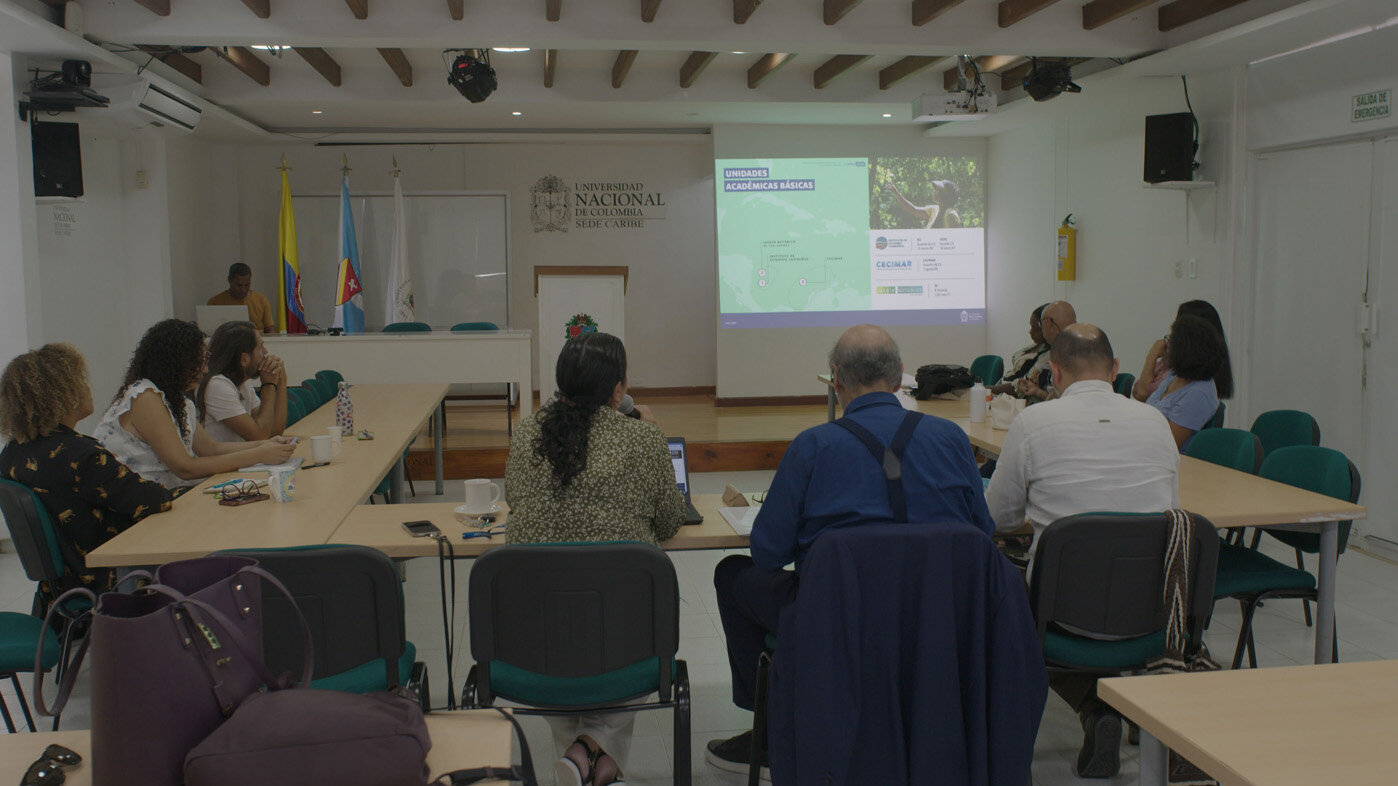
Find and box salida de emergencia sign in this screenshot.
[1352,89,1391,123]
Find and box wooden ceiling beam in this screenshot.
[747,53,794,89]
[543,49,557,88]
[734,0,762,24]
[137,46,203,84]
[813,54,870,89]
[941,55,1025,90]
[378,48,413,86]
[1082,0,1155,29]
[546,0,561,21]
[641,0,661,22]
[293,47,342,87]
[998,0,1062,27]
[913,0,969,25]
[131,0,170,15]
[611,50,638,88]
[448,0,463,20]
[824,0,864,25]
[1158,0,1248,32]
[344,0,368,19]
[216,46,270,86]
[878,56,938,90]
[679,51,718,88]
[240,0,270,18]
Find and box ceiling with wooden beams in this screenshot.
[6,0,1395,138]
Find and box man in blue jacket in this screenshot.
[706,324,995,776]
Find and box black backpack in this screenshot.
[912,364,976,399]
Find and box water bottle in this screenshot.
[969,381,988,423]
[335,381,354,433]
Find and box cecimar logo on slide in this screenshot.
[875,236,887,250]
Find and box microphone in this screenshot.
[618,394,640,419]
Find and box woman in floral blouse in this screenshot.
[0,343,174,594]
[505,332,684,786]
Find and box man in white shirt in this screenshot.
[197,321,288,442]
[984,322,1178,779]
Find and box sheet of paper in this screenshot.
[719,506,760,536]
[237,457,304,473]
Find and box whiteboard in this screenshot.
[288,191,509,331]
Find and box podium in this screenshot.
[535,266,628,403]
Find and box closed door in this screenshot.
[1361,136,1398,543]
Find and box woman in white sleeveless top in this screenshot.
[95,319,296,489]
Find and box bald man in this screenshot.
[984,323,1178,778]
[1016,300,1077,401]
[706,324,994,775]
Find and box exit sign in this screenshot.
[1353,89,1391,123]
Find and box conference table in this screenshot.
[0,710,519,786]
[86,383,449,568]
[1099,660,1398,786]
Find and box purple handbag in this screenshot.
[36,555,311,786]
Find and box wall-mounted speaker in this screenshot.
[1144,112,1196,184]
[31,121,84,198]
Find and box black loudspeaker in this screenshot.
[31,121,83,198]
[1144,112,1196,184]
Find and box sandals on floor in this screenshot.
[556,737,625,786]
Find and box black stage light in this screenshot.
[1022,59,1081,102]
[447,51,497,103]
[61,60,91,87]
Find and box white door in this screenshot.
[1248,142,1374,471]
[1361,136,1398,543]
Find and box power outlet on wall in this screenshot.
[1174,260,1183,278]
[1188,258,1198,279]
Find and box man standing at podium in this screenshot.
[207,262,276,334]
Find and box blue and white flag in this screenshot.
[332,173,365,333]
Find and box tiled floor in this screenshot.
[6,469,1395,786]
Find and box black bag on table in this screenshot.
[913,364,977,399]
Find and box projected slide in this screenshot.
[717,156,985,329]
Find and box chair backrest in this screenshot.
[1202,401,1226,430]
[1029,512,1219,643]
[382,322,432,333]
[1250,409,1321,456]
[220,545,408,691]
[1258,446,1361,554]
[1112,372,1135,397]
[1186,428,1263,474]
[450,322,500,332]
[285,397,306,427]
[288,385,318,415]
[314,369,345,386]
[969,355,1004,386]
[468,542,679,703]
[300,378,335,405]
[0,479,66,583]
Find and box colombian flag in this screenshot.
[332,174,365,333]
[277,170,307,333]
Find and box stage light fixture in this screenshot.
[446,49,497,103]
[1022,58,1081,102]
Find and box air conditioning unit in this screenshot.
[80,78,203,135]
[135,83,202,132]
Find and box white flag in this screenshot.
[385,175,416,324]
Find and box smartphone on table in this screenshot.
[402,520,441,538]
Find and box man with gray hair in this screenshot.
[706,324,993,776]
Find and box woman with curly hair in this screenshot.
[504,332,684,786]
[94,319,295,489]
[0,344,174,592]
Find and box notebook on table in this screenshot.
[667,437,704,525]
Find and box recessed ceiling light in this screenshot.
[250,45,285,51]
[882,113,893,118]
[311,109,324,115]
[731,51,746,55]
[492,47,531,53]
[511,111,523,116]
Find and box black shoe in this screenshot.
[705,731,770,780]
[1076,710,1122,778]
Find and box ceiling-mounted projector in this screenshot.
[913,89,997,121]
[1022,59,1081,102]
[447,50,497,103]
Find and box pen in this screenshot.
[301,461,330,469]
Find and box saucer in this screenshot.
[454,503,502,522]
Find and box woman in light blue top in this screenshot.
[1145,314,1224,452]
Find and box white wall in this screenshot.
[0,53,36,370]
[712,124,989,399]
[986,69,1238,395]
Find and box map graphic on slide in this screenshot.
[716,156,986,329]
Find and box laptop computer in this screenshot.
[667,437,704,525]
[196,304,251,334]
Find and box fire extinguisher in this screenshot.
[1057,214,1076,282]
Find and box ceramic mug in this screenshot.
[461,478,502,514]
[267,466,296,503]
[310,434,342,463]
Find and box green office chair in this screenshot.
[301,377,336,406]
[970,355,1004,386]
[1202,401,1226,430]
[1215,446,1361,667]
[1249,409,1320,457]
[449,322,500,332]
[1185,428,1263,474]
[1112,372,1135,397]
[288,385,319,417]
[0,612,61,733]
[285,397,307,427]
[219,545,429,711]
[463,542,691,785]
[315,369,345,387]
[382,322,431,333]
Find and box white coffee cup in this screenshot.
[461,478,502,514]
[310,434,342,463]
[326,425,342,448]
[267,466,296,503]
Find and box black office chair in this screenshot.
[462,542,690,785]
[219,545,429,710]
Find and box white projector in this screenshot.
[912,90,997,121]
